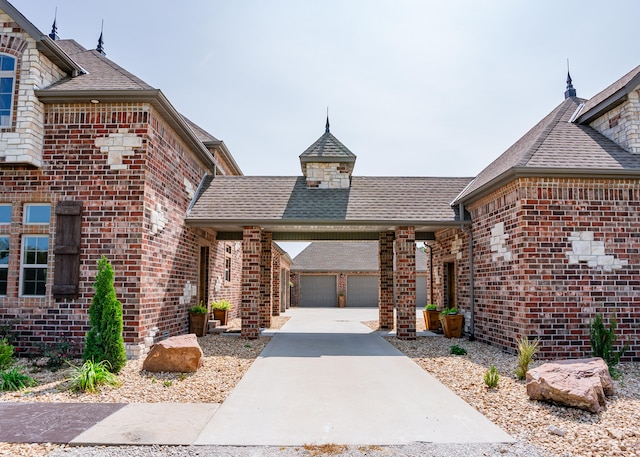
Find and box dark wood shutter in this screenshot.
[53,201,82,299]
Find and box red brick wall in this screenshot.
[210,240,243,319]
[467,177,640,360]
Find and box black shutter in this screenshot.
[53,201,82,299]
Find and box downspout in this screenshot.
[423,242,433,304]
[459,202,475,341]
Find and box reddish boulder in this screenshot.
[142,334,204,373]
[526,358,613,413]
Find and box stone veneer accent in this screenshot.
[378,231,395,329]
[589,89,640,154]
[490,222,512,262]
[241,227,261,339]
[566,231,627,271]
[95,130,143,170]
[395,226,416,339]
[304,162,351,188]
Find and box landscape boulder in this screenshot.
[526,357,614,413]
[142,334,203,373]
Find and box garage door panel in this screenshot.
[300,275,337,307]
[347,275,378,307]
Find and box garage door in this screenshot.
[347,275,378,307]
[416,275,427,307]
[300,275,337,307]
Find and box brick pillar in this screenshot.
[260,231,273,328]
[241,227,261,339]
[272,249,281,316]
[379,231,395,329]
[395,226,416,339]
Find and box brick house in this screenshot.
[0,1,263,357]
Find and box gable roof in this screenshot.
[292,241,427,273]
[454,96,640,205]
[187,175,471,237]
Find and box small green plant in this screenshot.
[590,313,629,378]
[0,338,14,370]
[189,305,208,314]
[484,365,499,388]
[178,373,188,381]
[0,367,37,391]
[0,321,17,345]
[440,307,459,316]
[425,304,438,311]
[450,345,467,355]
[68,359,120,393]
[515,336,540,380]
[38,335,75,372]
[211,300,231,311]
[163,380,173,387]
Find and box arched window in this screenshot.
[0,54,16,127]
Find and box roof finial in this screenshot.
[325,107,330,134]
[49,7,59,40]
[96,20,106,56]
[564,59,577,99]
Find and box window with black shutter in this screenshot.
[53,201,82,299]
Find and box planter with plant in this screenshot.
[338,292,346,308]
[189,304,209,336]
[423,304,440,331]
[211,300,231,326]
[439,307,463,338]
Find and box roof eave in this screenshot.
[576,72,640,124]
[34,88,217,172]
[185,218,468,228]
[299,156,357,163]
[37,37,86,76]
[454,166,640,206]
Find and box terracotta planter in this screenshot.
[338,295,346,308]
[212,309,229,326]
[189,312,208,337]
[423,310,441,331]
[440,314,463,338]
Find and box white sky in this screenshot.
[10,1,640,257]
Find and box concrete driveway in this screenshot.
[194,308,513,446]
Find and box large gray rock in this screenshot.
[142,334,204,373]
[526,358,614,413]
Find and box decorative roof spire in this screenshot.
[96,20,105,56]
[49,8,59,40]
[564,59,577,99]
[325,107,330,133]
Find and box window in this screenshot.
[0,54,16,127]
[0,204,10,224]
[24,204,50,224]
[21,235,48,296]
[224,244,232,282]
[0,236,8,295]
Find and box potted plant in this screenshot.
[439,307,463,338]
[189,304,208,337]
[423,304,440,331]
[338,292,346,308]
[211,299,231,326]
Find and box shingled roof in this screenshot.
[454,96,640,204]
[299,130,356,163]
[292,241,428,272]
[187,175,471,237]
[577,65,640,124]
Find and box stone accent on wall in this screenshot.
[95,129,143,170]
[149,203,168,235]
[304,162,351,188]
[184,177,195,200]
[451,234,463,260]
[378,231,395,329]
[589,89,640,154]
[178,281,197,305]
[490,222,512,262]
[395,226,416,339]
[566,231,627,271]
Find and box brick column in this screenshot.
[395,226,416,339]
[241,227,261,339]
[379,231,395,329]
[272,249,281,316]
[260,231,273,328]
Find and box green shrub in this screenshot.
[68,359,120,393]
[0,338,14,371]
[450,345,467,355]
[515,336,540,380]
[590,313,629,378]
[440,307,459,316]
[84,256,127,374]
[0,367,37,391]
[425,304,438,311]
[189,305,208,314]
[211,300,232,311]
[484,365,499,388]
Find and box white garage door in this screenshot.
[416,275,427,307]
[300,275,337,307]
[347,275,378,307]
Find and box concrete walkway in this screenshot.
[1,308,513,447]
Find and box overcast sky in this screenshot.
[9,0,640,256]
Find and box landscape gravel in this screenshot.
[1,314,638,457]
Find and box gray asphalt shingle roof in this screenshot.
[187,175,471,225]
[299,131,356,162]
[292,242,427,272]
